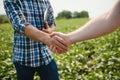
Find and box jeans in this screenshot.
[14,59,59,80]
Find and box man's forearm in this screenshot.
[67,12,112,43]
[24,25,51,45]
[67,0,120,44]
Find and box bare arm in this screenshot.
[24,24,52,45]
[25,25,69,53]
[67,0,120,44]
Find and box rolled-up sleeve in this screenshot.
[3,0,30,34]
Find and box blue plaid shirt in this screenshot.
[4,0,55,67]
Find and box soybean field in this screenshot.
[0,18,120,80]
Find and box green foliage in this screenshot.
[80,11,89,18]
[56,10,89,19]
[0,18,120,80]
[54,18,120,80]
[56,10,72,19]
[0,15,9,24]
[0,24,16,80]
[72,11,89,18]
[72,11,81,18]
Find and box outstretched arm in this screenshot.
[67,0,120,44]
[51,0,120,54]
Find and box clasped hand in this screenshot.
[43,22,72,54]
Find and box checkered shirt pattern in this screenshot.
[4,0,55,67]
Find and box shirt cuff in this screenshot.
[14,22,30,34]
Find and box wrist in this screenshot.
[40,33,51,46]
[45,37,52,46]
[66,33,75,44]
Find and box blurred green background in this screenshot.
[0,16,120,80]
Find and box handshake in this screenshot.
[43,22,72,54]
[50,32,72,54]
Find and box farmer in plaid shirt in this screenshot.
[3,0,68,80]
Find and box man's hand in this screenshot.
[49,35,70,54]
[42,22,70,54]
[49,32,72,54]
[51,32,72,46]
[42,21,55,34]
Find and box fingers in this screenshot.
[47,31,72,54]
[48,35,70,54]
[44,21,49,29]
[43,21,54,34]
[50,32,62,37]
[52,35,68,50]
[49,45,68,54]
[49,45,58,53]
[51,32,72,46]
[51,32,67,41]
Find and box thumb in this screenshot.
[44,21,49,29]
[50,32,61,37]
[55,32,65,38]
[52,32,66,38]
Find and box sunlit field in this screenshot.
[0,18,120,80]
